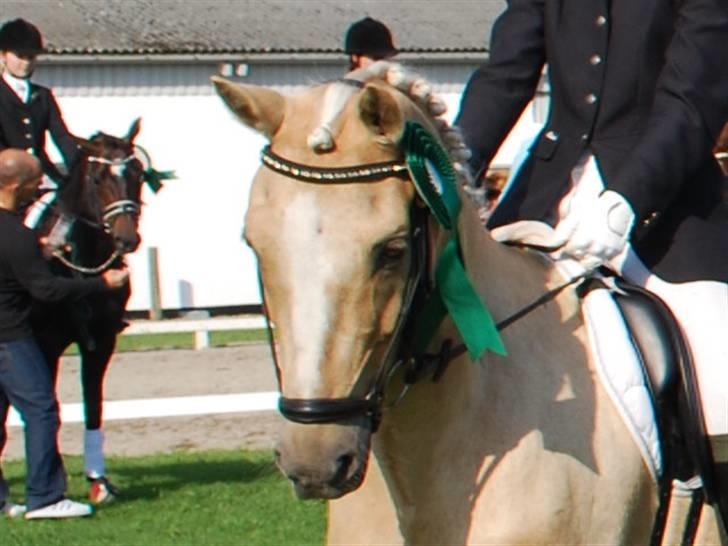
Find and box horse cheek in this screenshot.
[378,286,403,337]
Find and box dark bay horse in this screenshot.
[26,119,149,503]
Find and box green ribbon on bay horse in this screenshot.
[133,143,176,193]
[401,121,506,359]
[142,167,176,193]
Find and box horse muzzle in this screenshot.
[274,421,371,499]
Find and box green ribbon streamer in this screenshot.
[143,168,176,193]
[402,121,506,359]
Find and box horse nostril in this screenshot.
[332,453,355,485]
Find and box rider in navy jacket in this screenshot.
[456,0,728,512]
[0,18,79,186]
[457,0,728,284]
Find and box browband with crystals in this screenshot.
[261,146,408,184]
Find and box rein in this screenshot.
[51,248,122,275]
[258,145,589,431]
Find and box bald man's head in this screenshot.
[0,148,42,188]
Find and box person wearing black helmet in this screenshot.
[344,17,397,71]
[0,18,79,189]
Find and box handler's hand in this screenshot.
[101,268,130,289]
[554,190,635,269]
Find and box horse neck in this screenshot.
[373,194,587,509]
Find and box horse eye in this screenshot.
[374,238,408,271]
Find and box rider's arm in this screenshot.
[46,90,80,171]
[607,0,728,228]
[455,0,546,175]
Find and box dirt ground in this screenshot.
[2,344,284,461]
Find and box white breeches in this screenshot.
[559,155,728,436]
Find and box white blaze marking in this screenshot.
[281,193,337,397]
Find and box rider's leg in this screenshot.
[617,249,728,439]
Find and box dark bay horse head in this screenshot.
[66,118,146,256]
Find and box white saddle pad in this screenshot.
[492,220,662,481]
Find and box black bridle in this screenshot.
[259,145,586,431]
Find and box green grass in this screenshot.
[63,329,269,355]
[0,450,326,546]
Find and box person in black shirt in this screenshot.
[0,149,128,519]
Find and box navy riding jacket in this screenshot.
[456,0,728,283]
[0,77,80,184]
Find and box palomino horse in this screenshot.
[27,119,156,503]
[213,64,723,544]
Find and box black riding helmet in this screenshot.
[0,18,44,54]
[344,17,397,59]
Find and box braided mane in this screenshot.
[307,61,475,189]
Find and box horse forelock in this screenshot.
[306,61,473,183]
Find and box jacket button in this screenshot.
[596,15,607,26]
[26,147,34,154]
[581,133,589,141]
[23,117,31,124]
[589,54,602,65]
[642,211,659,226]
[545,130,559,141]
[25,133,32,139]
[585,93,598,105]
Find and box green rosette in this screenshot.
[401,121,506,359]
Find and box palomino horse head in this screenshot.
[214,63,474,499]
[72,118,146,254]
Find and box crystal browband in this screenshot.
[261,146,408,184]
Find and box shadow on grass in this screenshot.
[106,453,281,502]
[2,451,283,501]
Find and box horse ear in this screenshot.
[211,76,284,139]
[126,118,142,143]
[358,85,404,142]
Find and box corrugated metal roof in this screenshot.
[2,1,503,56]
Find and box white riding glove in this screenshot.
[555,190,636,269]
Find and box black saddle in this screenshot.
[578,276,725,545]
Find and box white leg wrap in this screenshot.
[84,428,106,479]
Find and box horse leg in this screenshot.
[79,333,119,503]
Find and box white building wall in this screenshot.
[33,60,544,312]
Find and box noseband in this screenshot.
[87,154,142,231]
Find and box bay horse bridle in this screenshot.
[259,146,585,431]
[50,146,143,275]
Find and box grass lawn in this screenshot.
[0,449,326,546]
[64,329,269,355]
